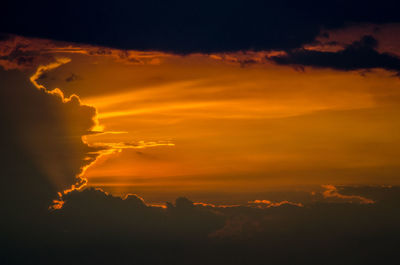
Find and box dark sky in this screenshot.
[3,0,400,53]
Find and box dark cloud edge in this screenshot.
[2,0,400,54]
[269,35,400,75]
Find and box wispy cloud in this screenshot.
[321,184,375,204]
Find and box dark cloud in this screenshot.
[0,36,55,70]
[65,73,80,82]
[0,44,40,69]
[2,1,400,53]
[3,184,399,265]
[0,66,100,231]
[56,189,225,241]
[270,35,400,74]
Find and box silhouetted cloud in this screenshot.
[54,188,226,242]
[0,35,167,71]
[270,35,400,74]
[2,1,400,53]
[0,62,102,233]
[65,73,80,82]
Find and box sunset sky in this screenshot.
[2,1,400,264]
[3,27,400,203]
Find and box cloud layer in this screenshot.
[270,35,400,74]
[2,1,400,53]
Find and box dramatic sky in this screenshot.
[3,25,400,203]
[1,1,400,264]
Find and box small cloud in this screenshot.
[65,73,81,82]
[321,184,375,204]
[248,199,303,208]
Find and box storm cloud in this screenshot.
[2,1,400,53]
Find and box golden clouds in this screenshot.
[321,185,375,204]
[4,35,400,203]
[247,200,304,208]
[42,48,400,197]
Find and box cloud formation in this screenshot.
[270,35,400,75]
[248,199,304,208]
[2,1,400,53]
[0,35,167,71]
[321,184,375,204]
[0,66,103,253]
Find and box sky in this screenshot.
[3,29,400,203]
[1,1,400,264]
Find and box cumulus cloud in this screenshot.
[0,59,105,228]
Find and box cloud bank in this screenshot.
[270,35,400,75]
[2,1,400,53]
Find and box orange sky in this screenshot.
[2,32,395,203]
[30,48,400,201]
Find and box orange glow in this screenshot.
[321,185,375,204]
[18,35,400,204]
[248,200,304,207]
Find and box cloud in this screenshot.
[247,199,304,208]
[0,36,45,70]
[2,1,400,53]
[88,140,175,152]
[50,189,226,242]
[0,35,168,71]
[270,35,400,75]
[321,184,375,204]
[40,185,399,265]
[65,73,80,82]
[0,59,104,226]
